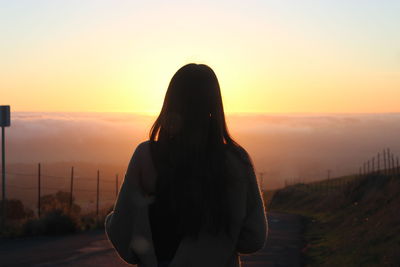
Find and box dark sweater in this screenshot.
[104,140,268,267]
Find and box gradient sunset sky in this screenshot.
[1,0,399,114]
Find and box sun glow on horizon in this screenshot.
[1,1,400,114]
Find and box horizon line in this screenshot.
[9,110,400,116]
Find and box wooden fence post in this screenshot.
[96,170,100,218]
[69,166,74,212]
[372,157,375,173]
[38,163,41,218]
[363,162,366,176]
[391,155,395,175]
[377,153,380,173]
[383,149,387,175]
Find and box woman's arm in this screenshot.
[104,141,157,267]
[236,161,268,254]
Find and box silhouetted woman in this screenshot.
[105,63,268,267]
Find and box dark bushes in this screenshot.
[23,208,79,236]
[0,198,34,220]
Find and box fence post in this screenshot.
[377,153,380,173]
[368,160,371,174]
[1,126,5,230]
[96,170,100,218]
[69,166,74,213]
[115,174,119,198]
[38,163,41,218]
[391,155,395,175]
[372,157,375,173]
[383,149,387,174]
[363,162,366,176]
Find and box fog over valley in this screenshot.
[3,112,400,207]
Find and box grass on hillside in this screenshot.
[270,173,400,267]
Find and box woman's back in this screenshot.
[105,139,267,267]
[137,140,263,262]
[148,196,182,261]
[105,63,267,267]
[147,141,182,262]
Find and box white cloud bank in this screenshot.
[5,112,400,189]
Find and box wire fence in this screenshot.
[3,147,399,223]
[358,148,400,176]
[283,147,400,193]
[1,163,122,221]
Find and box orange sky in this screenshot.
[1,1,399,114]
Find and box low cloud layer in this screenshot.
[5,112,400,189]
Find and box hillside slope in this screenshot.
[270,174,400,266]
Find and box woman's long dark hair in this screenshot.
[149,63,254,239]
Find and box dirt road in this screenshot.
[0,212,303,267]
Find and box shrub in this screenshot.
[79,214,97,231]
[0,198,33,220]
[40,190,81,216]
[22,208,79,236]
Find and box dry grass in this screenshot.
[271,174,400,266]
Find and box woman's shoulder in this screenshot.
[224,144,254,182]
[225,144,252,166]
[130,140,153,166]
[135,140,157,154]
[136,140,152,149]
[132,140,158,193]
